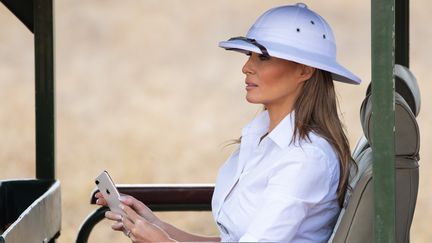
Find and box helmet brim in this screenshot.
[219,38,361,85]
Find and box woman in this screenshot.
[96,3,361,242]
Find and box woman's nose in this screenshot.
[242,56,254,75]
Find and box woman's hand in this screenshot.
[121,203,176,242]
[95,192,126,231]
[95,192,163,234]
[117,194,159,225]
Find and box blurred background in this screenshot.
[0,0,430,242]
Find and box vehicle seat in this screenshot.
[329,65,420,243]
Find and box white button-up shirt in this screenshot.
[212,111,341,242]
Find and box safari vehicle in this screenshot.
[0,0,420,242]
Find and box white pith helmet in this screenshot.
[219,3,361,84]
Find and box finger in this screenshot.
[111,221,124,231]
[118,195,135,207]
[95,198,107,206]
[120,204,141,223]
[119,195,145,211]
[121,214,136,232]
[105,211,123,221]
[128,231,138,242]
[119,196,149,215]
[95,192,108,206]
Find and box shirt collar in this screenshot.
[267,111,296,148]
[241,110,296,149]
[241,110,270,137]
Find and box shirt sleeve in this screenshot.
[238,146,335,242]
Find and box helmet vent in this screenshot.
[296,28,300,32]
[323,34,326,39]
[310,20,315,25]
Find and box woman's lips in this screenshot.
[245,81,258,90]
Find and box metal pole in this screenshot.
[371,0,396,242]
[395,0,409,67]
[34,0,56,180]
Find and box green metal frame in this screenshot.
[372,0,410,241]
[0,0,58,242]
[395,0,409,68]
[371,0,396,241]
[34,0,56,180]
[0,0,56,180]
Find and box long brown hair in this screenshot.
[294,69,355,207]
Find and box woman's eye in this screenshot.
[245,52,252,56]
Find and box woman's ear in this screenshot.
[299,65,315,82]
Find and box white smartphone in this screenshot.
[95,170,125,216]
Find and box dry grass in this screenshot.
[0,1,431,242]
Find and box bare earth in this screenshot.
[0,1,431,242]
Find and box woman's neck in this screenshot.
[266,105,294,133]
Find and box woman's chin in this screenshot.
[245,95,262,104]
